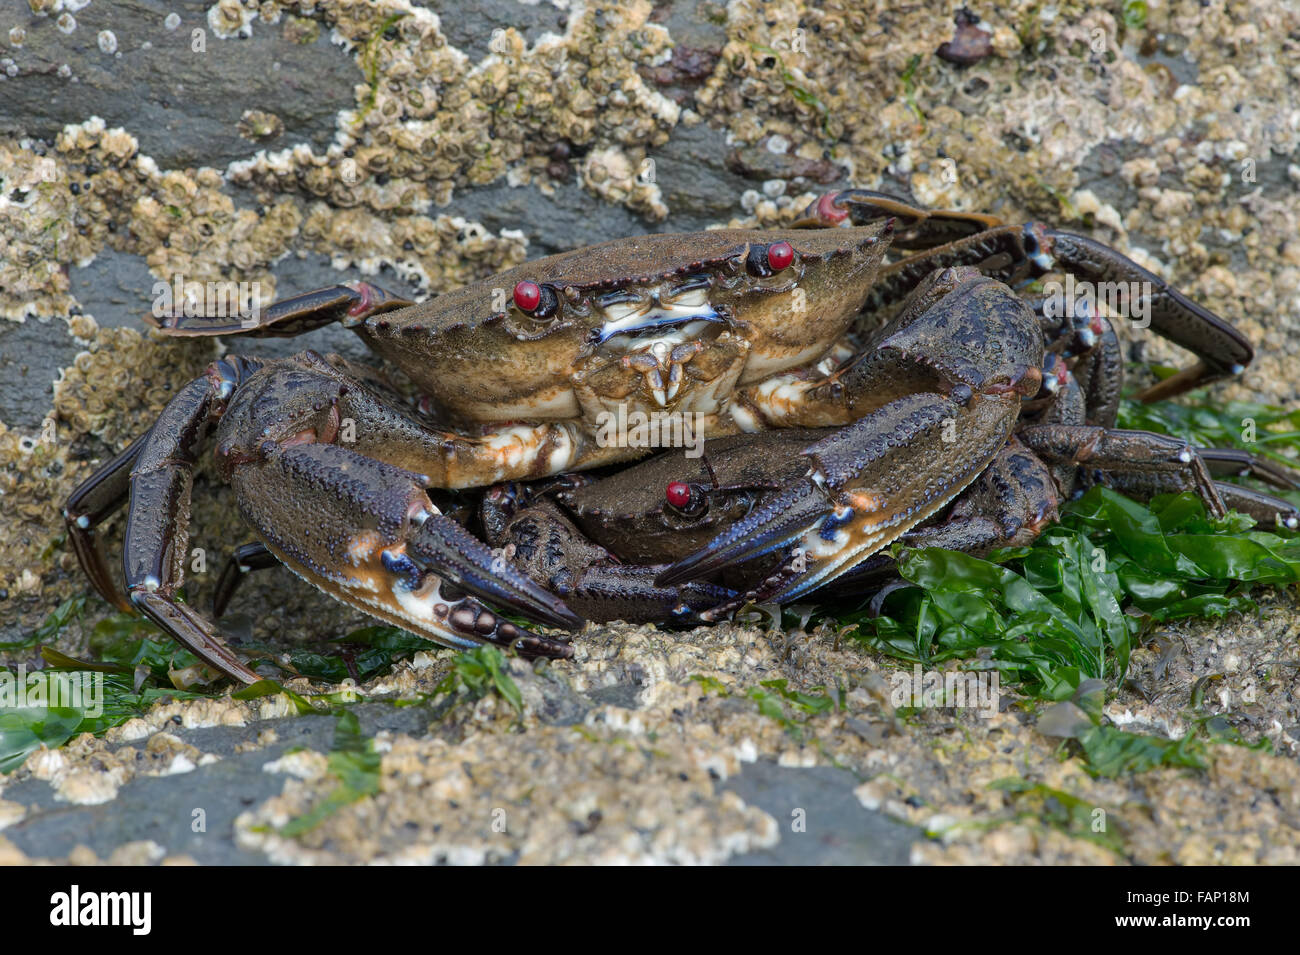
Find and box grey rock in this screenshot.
[724,761,919,865]
[0,0,355,169]
[0,317,78,431]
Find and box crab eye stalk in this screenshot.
[512,281,560,319]
[746,241,796,277]
[665,480,707,517]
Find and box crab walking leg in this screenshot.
[1196,447,1300,491]
[212,542,278,618]
[1017,424,1228,519]
[1025,228,1253,401]
[872,225,1253,399]
[790,188,1002,249]
[145,281,414,337]
[122,369,265,683]
[63,431,150,612]
[1101,473,1300,531]
[1063,313,1124,428]
[799,190,1253,400]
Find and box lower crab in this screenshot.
[64,189,1281,683]
[465,273,1299,624]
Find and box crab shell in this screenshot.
[555,428,825,564]
[349,224,893,429]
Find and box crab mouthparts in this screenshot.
[590,288,726,348]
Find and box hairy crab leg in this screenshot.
[63,431,150,613]
[145,282,413,337]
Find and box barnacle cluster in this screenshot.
[227,0,679,218]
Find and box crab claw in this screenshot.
[654,478,830,587]
[221,438,584,662]
[406,510,584,631]
[658,392,1019,603]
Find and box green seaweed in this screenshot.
[433,645,524,713]
[845,486,1299,701]
[278,709,381,837]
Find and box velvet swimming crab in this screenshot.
[63,190,1282,683]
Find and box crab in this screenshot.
[63,190,1274,683]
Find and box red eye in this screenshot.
[767,241,794,271]
[513,281,542,312]
[665,481,692,508]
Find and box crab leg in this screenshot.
[145,282,413,337]
[74,353,584,683]
[212,542,278,618]
[878,224,1253,400]
[225,440,579,660]
[802,190,1253,401]
[1017,424,1228,519]
[63,431,150,612]
[790,188,1001,249]
[120,361,266,683]
[264,351,626,489]
[658,391,1021,600]
[1196,447,1300,490]
[670,267,1040,599]
[734,266,1040,429]
[770,439,1061,607]
[205,353,585,631]
[1026,227,1253,400]
[482,496,733,623]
